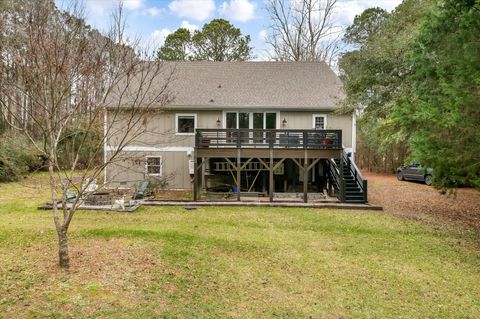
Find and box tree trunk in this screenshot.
[58,229,70,269]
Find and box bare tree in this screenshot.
[0,1,174,268]
[265,0,342,65]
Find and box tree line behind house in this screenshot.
[0,0,107,181]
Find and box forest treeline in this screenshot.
[0,0,110,181]
[339,0,480,188]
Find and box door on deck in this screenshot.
[253,112,276,144]
[226,112,237,144]
[239,112,249,143]
[225,111,277,144]
[253,113,264,143]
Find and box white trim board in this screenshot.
[106,145,194,153]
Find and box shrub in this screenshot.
[0,133,45,182]
[146,173,175,193]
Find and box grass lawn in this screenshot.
[0,176,479,318]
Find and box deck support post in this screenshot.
[236,149,241,201]
[269,149,274,202]
[328,178,333,197]
[363,180,368,203]
[201,157,206,190]
[303,150,308,203]
[193,150,199,201]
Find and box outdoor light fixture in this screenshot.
[282,118,288,127]
[216,117,221,127]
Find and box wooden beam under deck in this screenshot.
[194,146,343,203]
[196,148,342,159]
[194,128,345,203]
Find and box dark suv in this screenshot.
[397,163,433,185]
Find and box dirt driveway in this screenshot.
[365,172,480,232]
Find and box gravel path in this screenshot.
[365,172,480,232]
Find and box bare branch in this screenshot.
[265,0,343,66]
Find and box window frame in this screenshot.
[145,156,163,176]
[222,111,279,129]
[175,113,197,135]
[312,114,327,130]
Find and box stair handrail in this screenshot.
[342,149,368,202]
[326,158,341,195]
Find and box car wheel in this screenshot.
[397,171,404,181]
[425,175,433,186]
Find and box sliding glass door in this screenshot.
[253,113,264,142]
[266,112,276,129]
[226,112,237,143]
[225,111,278,143]
[239,112,249,142]
[226,112,237,129]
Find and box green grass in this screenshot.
[0,176,479,318]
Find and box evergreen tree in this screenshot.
[392,0,480,188]
[156,19,252,61]
[156,28,192,61]
[338,0,435,172]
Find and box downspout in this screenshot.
[352,111,357,162]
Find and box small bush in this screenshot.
[0,133,45,182]
[146,174,175,193]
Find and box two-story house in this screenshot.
[104,62,367,203]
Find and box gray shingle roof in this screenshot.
[166,61,344,110]
[107,61,344,110]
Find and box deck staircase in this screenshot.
[326,151,368,203]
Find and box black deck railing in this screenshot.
[342,150,368,202]
[195,129,342,149]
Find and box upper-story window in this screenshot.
[176,113,196,135]
[312,114,327,130]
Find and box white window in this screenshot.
[175,113,197,135]
[145,156,162,176]
[223,111,279,129]
[312,114,327,129]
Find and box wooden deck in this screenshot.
[193,128,345,203]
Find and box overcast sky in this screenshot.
[57,0,403,59]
